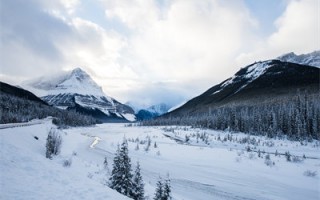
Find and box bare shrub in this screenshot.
[46,128,62,159]
[63,159,72,167]
[285,151,291,162]
[303,170,317,177]
[292,156,303,163]
[264,154,274,167]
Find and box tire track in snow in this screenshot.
[87,135,114,156]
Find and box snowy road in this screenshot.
[0,118,51,129]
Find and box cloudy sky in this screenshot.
[0,0,318,108]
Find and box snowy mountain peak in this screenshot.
[277,50,320,68]
[24,68,136,122]
[147,103,171,115]
[56,68,104,96]
[70,67,90,80]
[25,67,104,96]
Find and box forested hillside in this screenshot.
[144,60,320,140]
[0,82,99,127]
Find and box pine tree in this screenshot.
[163,178,172,200]
[109,145,121,190]
[132,162,145,200]
[109,139,134,197]
[154,178,163,200]
[154,176,172,200]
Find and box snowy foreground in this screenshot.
[1,120,319,200]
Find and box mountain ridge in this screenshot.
[167,60,319,116]
[277,50,320,68]
[167,51,320,115]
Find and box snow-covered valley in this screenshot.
[1,120,319,200]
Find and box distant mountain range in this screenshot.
[166,51,319,116]
[135,103,171,121]
[277,50,320,68]
[2,50,319,126]
[24,68,135,122]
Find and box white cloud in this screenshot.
[104,0,259,101]
[268,0,318,54]
[102,0,160,30]
[1,0,318,107]
[236,0,319,66]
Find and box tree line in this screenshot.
[0,92,99,127]
[144,92,320,140]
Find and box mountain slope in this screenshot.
[153,53,320,139]
[25,68,135,122]
[0,82,98,126]
[168,60,319,116]
[0,81,48,105]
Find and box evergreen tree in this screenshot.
[154,176,172,200]
[154,178,163,200]
[109,139,134,197]
[132,162,145,200]
[163,178,172,200]
[109,145,121,190]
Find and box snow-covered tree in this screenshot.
[132,162,145,200]
[109,139,134,197]
[154,176,172,200]
[163,178,172,200]
[143,92,320,141]
[154,178,163,200]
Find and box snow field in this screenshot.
[1,121,319,200]
[0,121,129,200]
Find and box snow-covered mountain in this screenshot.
[135,103,171,121]
[165,53,320,117]
[146,103,171,115]
[25,68,135,122]
[277,50,320,68]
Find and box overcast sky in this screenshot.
[0,0,318,107]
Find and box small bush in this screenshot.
[46,128,62,159]
[303,170,317,177]
[135,143,140,151]
[285,151,291,162]
[63,159,72,167]
[103,157,108,169]
[264,154,274,167]
[245,146,251,152]
[292,156,303,163]
[265,154,270,160]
